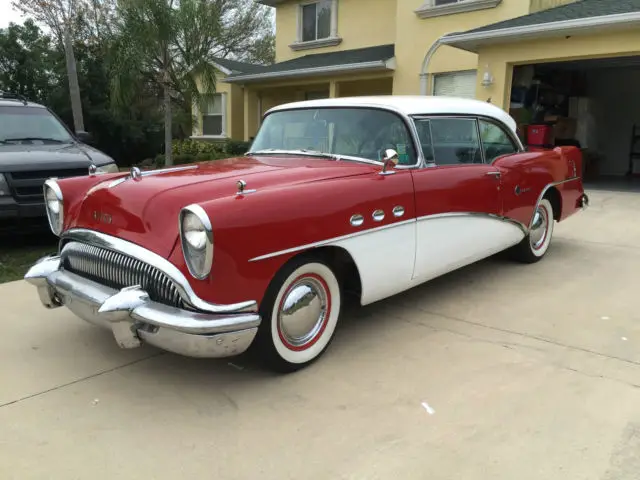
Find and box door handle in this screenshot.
[486,171,501,177]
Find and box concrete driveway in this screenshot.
[1,190,639,480]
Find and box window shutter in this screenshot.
[433,70,478,99]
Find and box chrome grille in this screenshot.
[60,241,184,308]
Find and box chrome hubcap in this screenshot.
[278,277,328,348]
[529,207,548,250]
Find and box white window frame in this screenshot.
[291,0,341,51]
[415,0,501,19]
[200,93,227,139]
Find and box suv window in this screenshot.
[250,107,418,166]
[0,106,73,144]
[478,119,518,163]
[414,117,482,165]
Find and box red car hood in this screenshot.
[67,155,375,257]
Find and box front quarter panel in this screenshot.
[187,170,417,308]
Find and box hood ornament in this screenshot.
[130,166,142,181]
[236,179,256,196]
[88,164,97,176]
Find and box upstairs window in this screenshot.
[301,0,332,42]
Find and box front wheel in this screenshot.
[254,256,342,372]
[511,198,555,263]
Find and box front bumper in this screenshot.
[24,255,261,358]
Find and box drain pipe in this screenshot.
[419,33,459,95]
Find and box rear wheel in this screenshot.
[255,256,342,372]
[511,198,554,263]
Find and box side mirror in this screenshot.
[76,131,93,145]
[380,149,399,175]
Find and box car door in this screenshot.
[410,116,522,282]
[477,117,534,227]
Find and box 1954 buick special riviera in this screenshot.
[25,96,588,372]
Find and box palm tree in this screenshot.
[110,0,220,166]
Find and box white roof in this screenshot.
[267,95,517,133]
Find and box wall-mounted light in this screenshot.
[481,64,494,87]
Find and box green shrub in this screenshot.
[172,139,251,157]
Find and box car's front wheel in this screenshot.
[511,198,555,263]
[255,255,342,372]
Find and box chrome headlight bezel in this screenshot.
[179,204,214,280]
[43,178,64,236]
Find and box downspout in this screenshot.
[420,33,459,95]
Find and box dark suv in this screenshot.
[0,92,117,232]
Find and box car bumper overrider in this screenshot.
[24,243,261,359]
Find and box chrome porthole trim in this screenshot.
[392,206,405,218]
[178,204,214,281]
[350,214,364,227]
[372,209,385,222]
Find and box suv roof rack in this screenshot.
[0,91,29,105]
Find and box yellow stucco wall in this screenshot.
[274,0,397,62]
[392,0,530,96]
[476,29,640,110]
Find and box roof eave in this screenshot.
[442,11,640,53]
[223,59,395,84]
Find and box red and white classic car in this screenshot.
[25,96,588,372]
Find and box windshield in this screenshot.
[249,107,417,166]
[0,106,74,144]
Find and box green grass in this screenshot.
[0,240,57,284]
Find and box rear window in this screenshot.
[0,106,73,144]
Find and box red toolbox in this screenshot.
[527,124,553,147]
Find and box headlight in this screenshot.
[95,163,119,174]
[179,204,213,280]
[0,174,9,197]
[43,179,64,236]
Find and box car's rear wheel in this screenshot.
[511,198,555,263]
[255,255,342,372]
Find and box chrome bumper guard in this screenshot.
[578,193,589,210]
[24,255,261,358]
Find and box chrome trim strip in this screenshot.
[141,165,198,177]
[416,211,528,234]
[61,228,257,313]
[249,211,527,262]
[249,218,416,262]
[179,204,214,280]
[530,176,580,228]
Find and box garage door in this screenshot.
[433,70,477,99]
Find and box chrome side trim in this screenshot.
[249,218,416,262]
[415,211,528,234]
[530,176,580,228]
[249,211,527,262]
[61,228,257,314]
[141,165,198,177]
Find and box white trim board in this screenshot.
[442,11,640,52]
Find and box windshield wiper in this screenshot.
[246,148,338,160]
[3,137,66,143]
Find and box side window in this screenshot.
[416,117,482,165]
[478,119,518,163]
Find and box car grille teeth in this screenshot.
[60,241,184,309]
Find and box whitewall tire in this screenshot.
[256,257,342,372]
[512,198,555,263]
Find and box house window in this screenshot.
[301,0,332,42]
[202,94,226,137]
